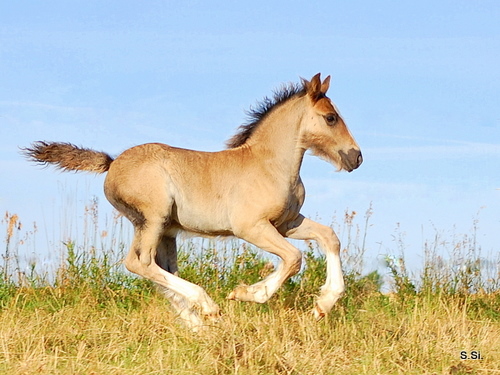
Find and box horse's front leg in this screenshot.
[227,222,302,303]
[283,215,345,319]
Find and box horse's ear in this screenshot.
[304,73,322,99]
[320,75,331,94]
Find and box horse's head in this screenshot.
[300,73,362,172]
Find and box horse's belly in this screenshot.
[172,200,234,236]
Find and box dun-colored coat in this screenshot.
[23,73,362,330]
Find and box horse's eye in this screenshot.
[325,113,337,126]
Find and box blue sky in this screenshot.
[1,1,499,276]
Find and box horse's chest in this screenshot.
[269,183,305,227]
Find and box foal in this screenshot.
[23,73,362,330]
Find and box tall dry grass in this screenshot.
[0,202,499,374]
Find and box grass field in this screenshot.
[1,208,499,374]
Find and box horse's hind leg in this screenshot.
[124,226,220,330]
[154,236,214,326]
[155,236,178,276]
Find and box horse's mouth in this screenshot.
[339,149,363,172]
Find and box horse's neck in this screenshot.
[246,98,307,182]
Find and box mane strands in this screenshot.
[226,82,305,149]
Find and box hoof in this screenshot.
[226,284,251,301]
[227,284,270,303]
[312,305,326,321]
[203,311,223,324]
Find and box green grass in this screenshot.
[0,207,499,374]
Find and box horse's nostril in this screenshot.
[339,149,362,171]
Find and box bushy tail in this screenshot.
[21,141,114,173]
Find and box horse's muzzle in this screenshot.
[339,149,363,172]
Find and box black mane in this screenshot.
[225,82,306,149]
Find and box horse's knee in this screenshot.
[316,225,340,253]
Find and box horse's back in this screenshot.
[103,143,236,232]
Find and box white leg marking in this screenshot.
[125,228,220,330]
[285,215,345,318]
